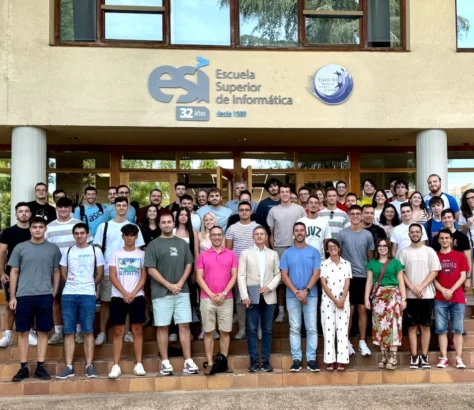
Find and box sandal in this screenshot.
[337,364,345,371]
[326,363,335,371]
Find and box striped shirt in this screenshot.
[225,221,259,259]
[318,208,349,240]
[46,218,93,256]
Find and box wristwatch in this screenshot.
[306,288,311,293]
[223,291,228,296]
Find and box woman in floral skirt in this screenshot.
[364,238,407,370]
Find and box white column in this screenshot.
[11,127,47,225]
[416,129,448,194]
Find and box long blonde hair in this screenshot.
[200,212,218,240]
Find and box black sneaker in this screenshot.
[34,366,51,380]
[307,360,320,372]
[420,354,431,369]
[12,367,29,382]
[290,360,302,372]
[261,362,273,373]
[409,354,421,369]
[248,362,259,373]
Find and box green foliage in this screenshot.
[0,172,11,229]
[60,0,74,41]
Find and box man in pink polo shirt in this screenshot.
[196,226,238,375]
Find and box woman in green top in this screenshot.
[364,238,407,370]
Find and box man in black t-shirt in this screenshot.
[0,202,32,348]
[361,205,387,243]
[26,182,56,224]
[432,209,472,290]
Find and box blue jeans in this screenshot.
[62,294,96,334]
[287,296,318,361]
[245,297,275,365]
[434,300,465,334]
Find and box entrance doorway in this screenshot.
[297,171,351,193]
[120,171,177,207]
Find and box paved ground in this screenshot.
[1,384,474,409]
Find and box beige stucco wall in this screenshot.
[1,0,474,130]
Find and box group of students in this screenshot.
[0,173,472,381]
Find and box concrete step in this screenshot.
[1,367,474,397]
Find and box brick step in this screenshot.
[1,367,474,397]
[2,334,474,362]
[2,350,474,380]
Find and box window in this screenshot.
[298,152,349,169]
[55,0,406,50]
[360,152,415,169]
[457,0,474,49]
[121,152,176,169]
[242,152,294,169]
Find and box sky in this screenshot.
[457,0,474,48]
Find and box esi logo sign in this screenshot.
[148,57,210,104]
[309,64,353,105]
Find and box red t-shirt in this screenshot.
[336,201,348,212]
[435,250,469,304]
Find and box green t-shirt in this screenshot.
[144,237,194,299]
[366,258,404,287]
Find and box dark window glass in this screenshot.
[60,0,97,42]
[367,0,401,48]
[171,0,231,46]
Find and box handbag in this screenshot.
[369,259,391,305]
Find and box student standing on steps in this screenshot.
[0,202,35,348]
[108,224,147,379]
[73,186,106,236]
[26,182,57,224]
[8,217,62,382]
[56,223,104,379]
[144,213,199,376]
[94,197,145,346]
[398,223,441,370]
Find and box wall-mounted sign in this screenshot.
[310,64,353,105]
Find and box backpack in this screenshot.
[66,244,98,277]
[101,222,109,255]
[79,203,104,228]
[204,353,229,375]
[426,219,433,246]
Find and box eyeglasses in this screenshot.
[466,196,474,201]
[330,211,334,220]
[239,208,251,212]
[349,213,362,217]
[35,189,47,193]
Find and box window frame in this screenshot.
[53,0,407,51]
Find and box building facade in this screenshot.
[0,0,474,226]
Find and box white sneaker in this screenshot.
[359,341,372,356]
[124,331,134,343]
[29,330,38,346]
[48,332,64,345]
[183,359,199,374]
[275,311,285,323]
[134,363,146,376]
[198,329,205,340]
[192,308,200,323]
[75,331,84,344]
[169,333,178,343]
[234,329,246,340]
[214,330,220,340]
[160,361,174,376]
[0,331,13,347]
[108,364,121,379]
[95,332,106,346]
[348,343,355,356]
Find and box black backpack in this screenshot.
[79,203,104,228]
[66,244,98,276]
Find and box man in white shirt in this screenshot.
[391,203,428,256]
[297,195,331,259]
[93,196,145,346]
[318,187,349,239]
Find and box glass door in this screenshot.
[297,171,351,193]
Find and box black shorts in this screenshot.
[16,295,54,333]
[349,277,367,306]
[110,296,145,326]
[405,298,434,327]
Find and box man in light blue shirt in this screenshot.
[225,181,257,215]
[101,185,136,223]
[280,221,321,373]
[73,186,106,236]
[196,188,232,231]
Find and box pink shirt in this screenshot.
[196,247,238,299]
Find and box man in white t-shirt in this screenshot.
[391,203,428,256]
[318,187,349,239]
[108,224,147,379]
[93,196,145,346]
[297,195,331,260]
[46,197,91,346]
[56,222,104,380]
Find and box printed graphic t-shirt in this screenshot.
[435,250,469,304]
[109,248,145,298]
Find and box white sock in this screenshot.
[184,358,193,364]
[55,325,63,334]
[76,324,82,332]
[67,364,73,370]
[4,330,12,336]
[162,359,170,366]
[279,306,285,314]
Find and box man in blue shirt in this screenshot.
[423,174,460,221]
[255,178,281,222]
[225,181,257,215]
[101,185,136,223]
[280,222,321,373]
[196,187,232,231]
[73,186,105,236]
